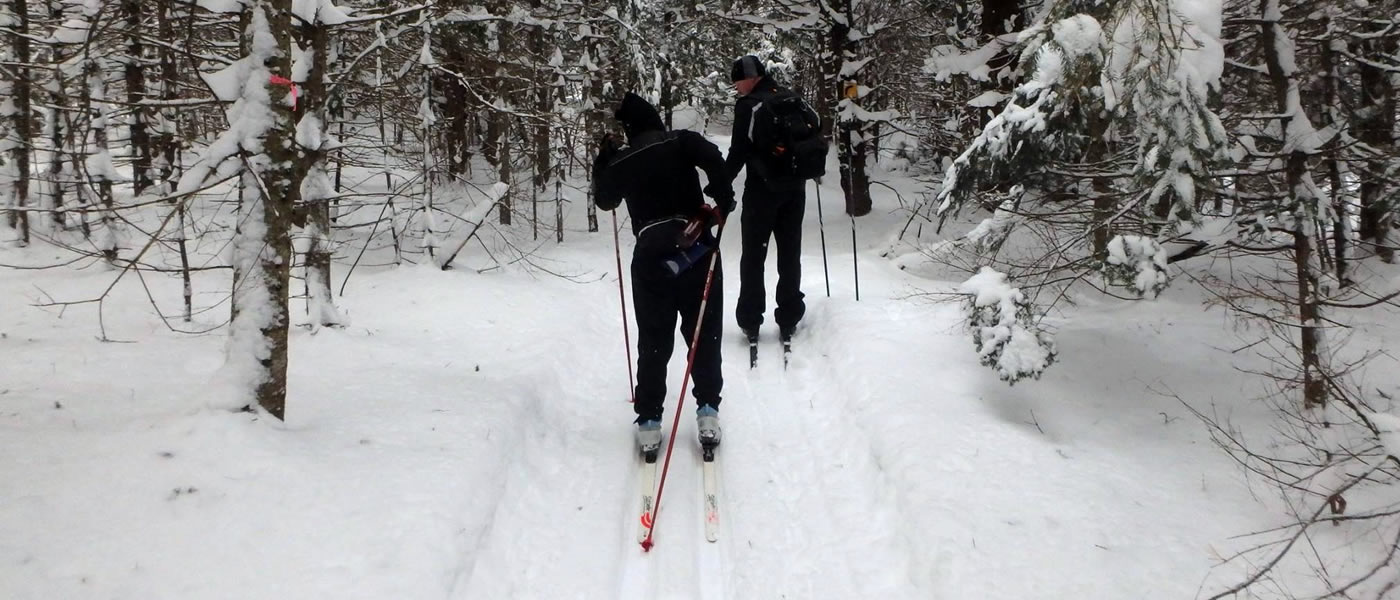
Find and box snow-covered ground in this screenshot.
[3,137,1396,599]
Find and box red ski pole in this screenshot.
[641,218,725,552]
[612,212,636,403]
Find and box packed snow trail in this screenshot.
[2,154,1286,599]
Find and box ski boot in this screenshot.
[696,405,721,460]
[636,420,661,463]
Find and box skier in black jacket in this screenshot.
[593,92,735,456]
[726,55,807,346]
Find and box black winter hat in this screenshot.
[614,92,665,138]
[730,55,766,82]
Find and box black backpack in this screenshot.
[751,87,827,183]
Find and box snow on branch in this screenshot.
[958,268,1058,384]
[924,33,1020,83]
[1103,235,1170,298]
[935,16,1105,217]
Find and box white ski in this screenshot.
[637,457,659,544]
[702,450,719,542]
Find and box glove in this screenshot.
[598,133,621,163]
[703,182,736,219]
[716,198,737,223]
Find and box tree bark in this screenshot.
[295,11,341,327]
[8,0,32,244]
[232,1,297,421]
[1261,0,1325,410]
[830,0,871,217]
[124,0,153,194]
[1356,36,1396,262]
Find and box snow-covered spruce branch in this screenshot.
[934,15,1106,218]
[957,267,1057,383]
[1102,235,1170,297]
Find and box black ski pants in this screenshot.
[631,252,724,423]
[736,184,806,333]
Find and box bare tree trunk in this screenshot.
[1357,35,1396,263]
[584,34,604,233]
[816,23,837,140]
[832,0,872,217]
[155,0,180,193]
[1087,111,1113,261]
[8,0,32,244]
[1261,0,1325,410]
[445,74,470,175]
[295,12,341,327]
[258,0,296,420]
[230,1,296,421]
[1320,22,1350,285]
[46,0,69,231]
[421,59,436,259]
[84,53,118,264]
[531,2,550,239]
[371,22,401,263]
[124,0,153,194]
[497,117,513,225]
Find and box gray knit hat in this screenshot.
[730,55,766,82]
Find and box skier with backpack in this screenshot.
[724,55,827,359]
[593,92,736,457]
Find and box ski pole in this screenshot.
[851,213,860,302]
[641,219,726,552]
[613,212,635,403]
[815,180,830,297]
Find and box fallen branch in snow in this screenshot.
[439,200,504,271]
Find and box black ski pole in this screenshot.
[815,180,830,297]
[851,214,860,301]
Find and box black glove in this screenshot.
[592,135,620,181]
[598,134,621,164]
[719,197,737,220]
[703,182,736,218]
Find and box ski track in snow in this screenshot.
[1,169,1305,598]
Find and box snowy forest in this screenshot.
[2,0,1399,598]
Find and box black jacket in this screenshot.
[594,96,732,235]
[725,76,801,190]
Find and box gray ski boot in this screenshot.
[696,405,721,451]
[636,420,661,462]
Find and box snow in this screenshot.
[925,33,1019,82]
[1175,0,1225,89]
[957,267,1056,382]
[196,0,245,14]
[5,136,1400,600]
[295,114,324,150]
[1049,14,1102,59]
[84,150,120,183]
[1375,412,1400,460]
[51,18,91,45]
[1105,235,1170,297]
[968,90,1008,108]
[200,58,250,104]
[292,0,352,26]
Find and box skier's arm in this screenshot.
[724,98,756,181]
[592,137,623,211]
[679,131,731,197]
[679,131,735,216]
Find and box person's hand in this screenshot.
[601,133,621,156]
[704,182,736,219]
[593,134,621,181]
[718,197,737,221]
